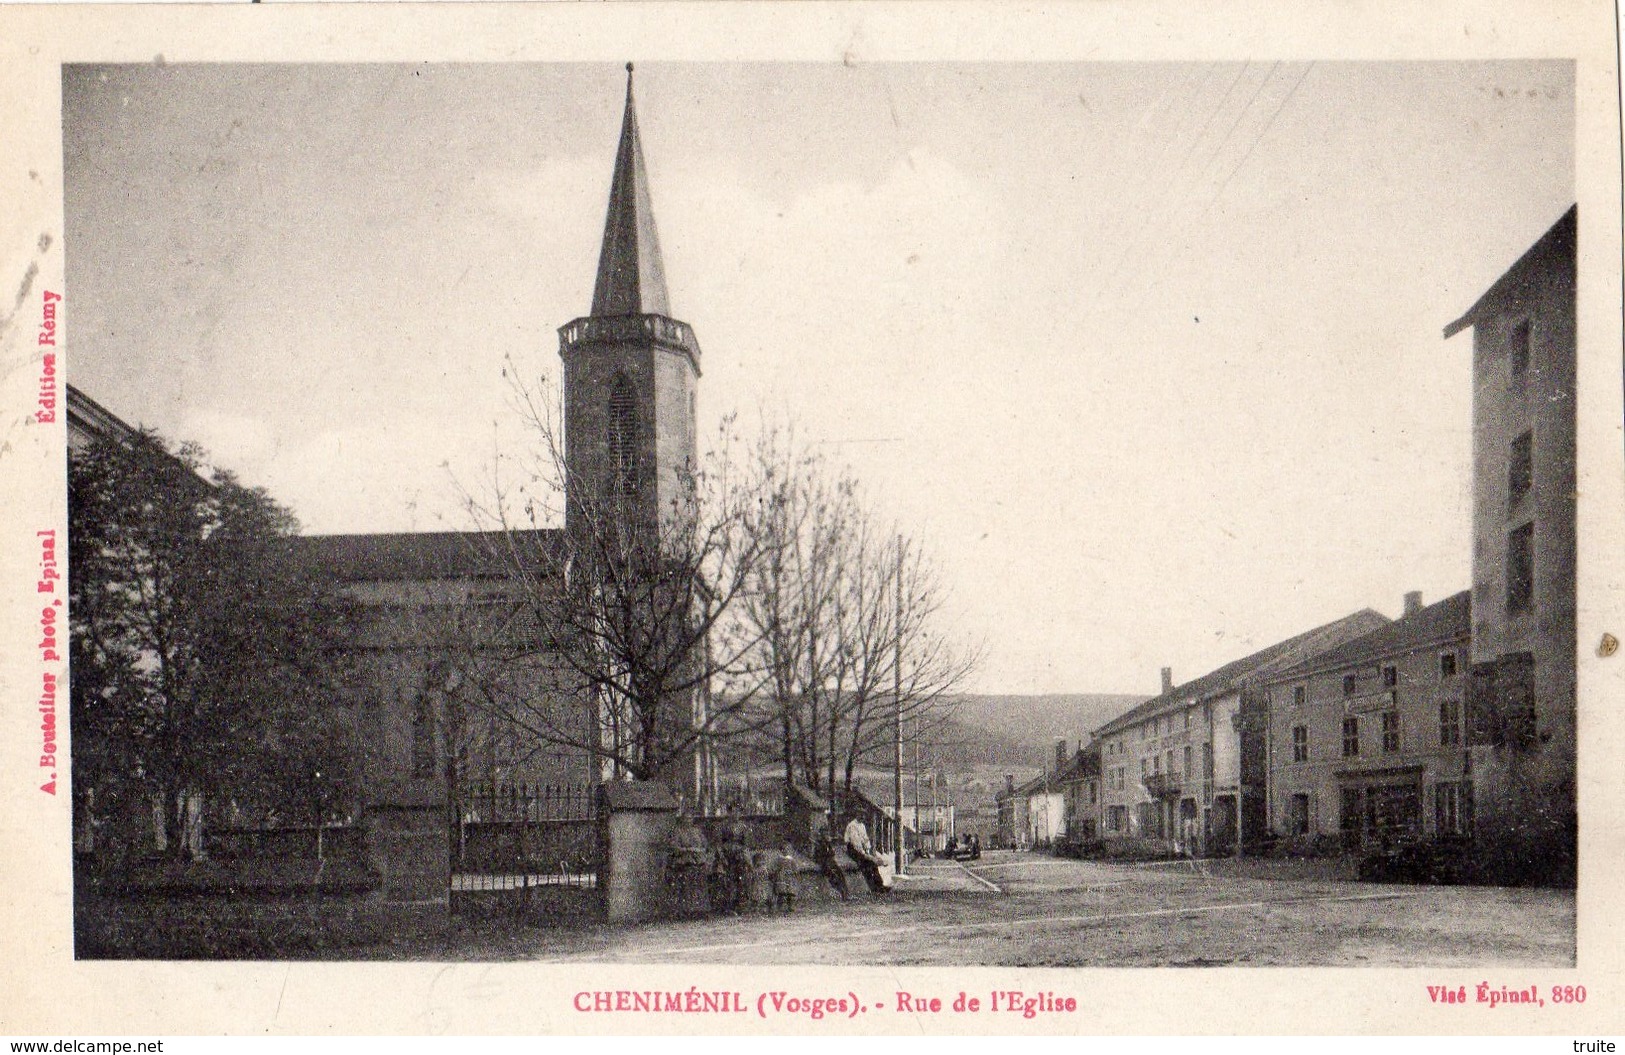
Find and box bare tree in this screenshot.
[737,426,981,808]
[440,362,776,791]
[830,526,979,805]
[737,424,855,795]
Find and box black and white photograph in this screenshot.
[3,0,1623,1037]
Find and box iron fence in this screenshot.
[453,782,599,892]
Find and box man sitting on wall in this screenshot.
[843,811,888,894]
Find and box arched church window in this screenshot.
[608,375,638,498]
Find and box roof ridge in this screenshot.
[1265,589,1471,682]
[1091,607,1393,736]
[1444,204,1576,338]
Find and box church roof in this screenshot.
[288,528,562,583]
[66,384,140,448]
[591,64,671,318]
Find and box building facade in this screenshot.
[993,770,1064,850]
[1022,774,1067,849]
[1095,610,1389,857]
[1058,741,1102,846]
[286,530,596,799]
[1444,205,1577,884]
[1260,591,1472,852]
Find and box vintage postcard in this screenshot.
[1,0,1622,1037]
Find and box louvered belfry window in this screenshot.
[608,375,638,498]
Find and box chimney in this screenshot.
[1161,667,1174,694]
[1055,739,1068,773]
[1404,591,1423,617]
[1004,774,1014,794]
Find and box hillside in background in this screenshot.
[921,715,1042,768]
[939,693,1149,764]
[715,693,1147,840]
[713,695,1149,809]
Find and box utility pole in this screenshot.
[893,532,905,876]
[912,723,922,852]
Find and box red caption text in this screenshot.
[573,989,1078,1021]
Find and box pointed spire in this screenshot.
[591,63,671,318]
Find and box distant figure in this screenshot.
[815,824,849,900]
[843,811,887,893]
[666,812,712,916]
[767,843,798,913]
[712,807,754,913]
[968,833,981,860]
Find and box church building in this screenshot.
[289,65,706,811]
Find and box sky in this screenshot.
[62,61,1574,696]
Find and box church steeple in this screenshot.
[591,63,671,318]
[559,65,701,540]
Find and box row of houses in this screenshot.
[998,206,1577,884]
[998,592,1461,853]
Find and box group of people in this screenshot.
[667,810,799,914]
[938,832,981,860]
[667,806,898,914]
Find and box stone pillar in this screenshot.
[600,781,680,924]
[366,778,450,929]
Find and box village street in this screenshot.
[380,851,1574,967]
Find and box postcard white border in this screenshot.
[0,0,1620,1036]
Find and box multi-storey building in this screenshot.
[1260,591,1472,851]
[1094,609,1389,856]
[1444,205,1577,884]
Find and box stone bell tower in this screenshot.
[559,64,701,541]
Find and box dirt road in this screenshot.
[396,851,1574,966]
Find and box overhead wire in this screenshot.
[1082,66,1217,315]
[1201,62,1316,220]
[1160,61,1253,198]
[1191,62,1282,204]
[1077,64,1210,313]
[1091,63,1253,311]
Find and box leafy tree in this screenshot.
[69,429,353,859]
